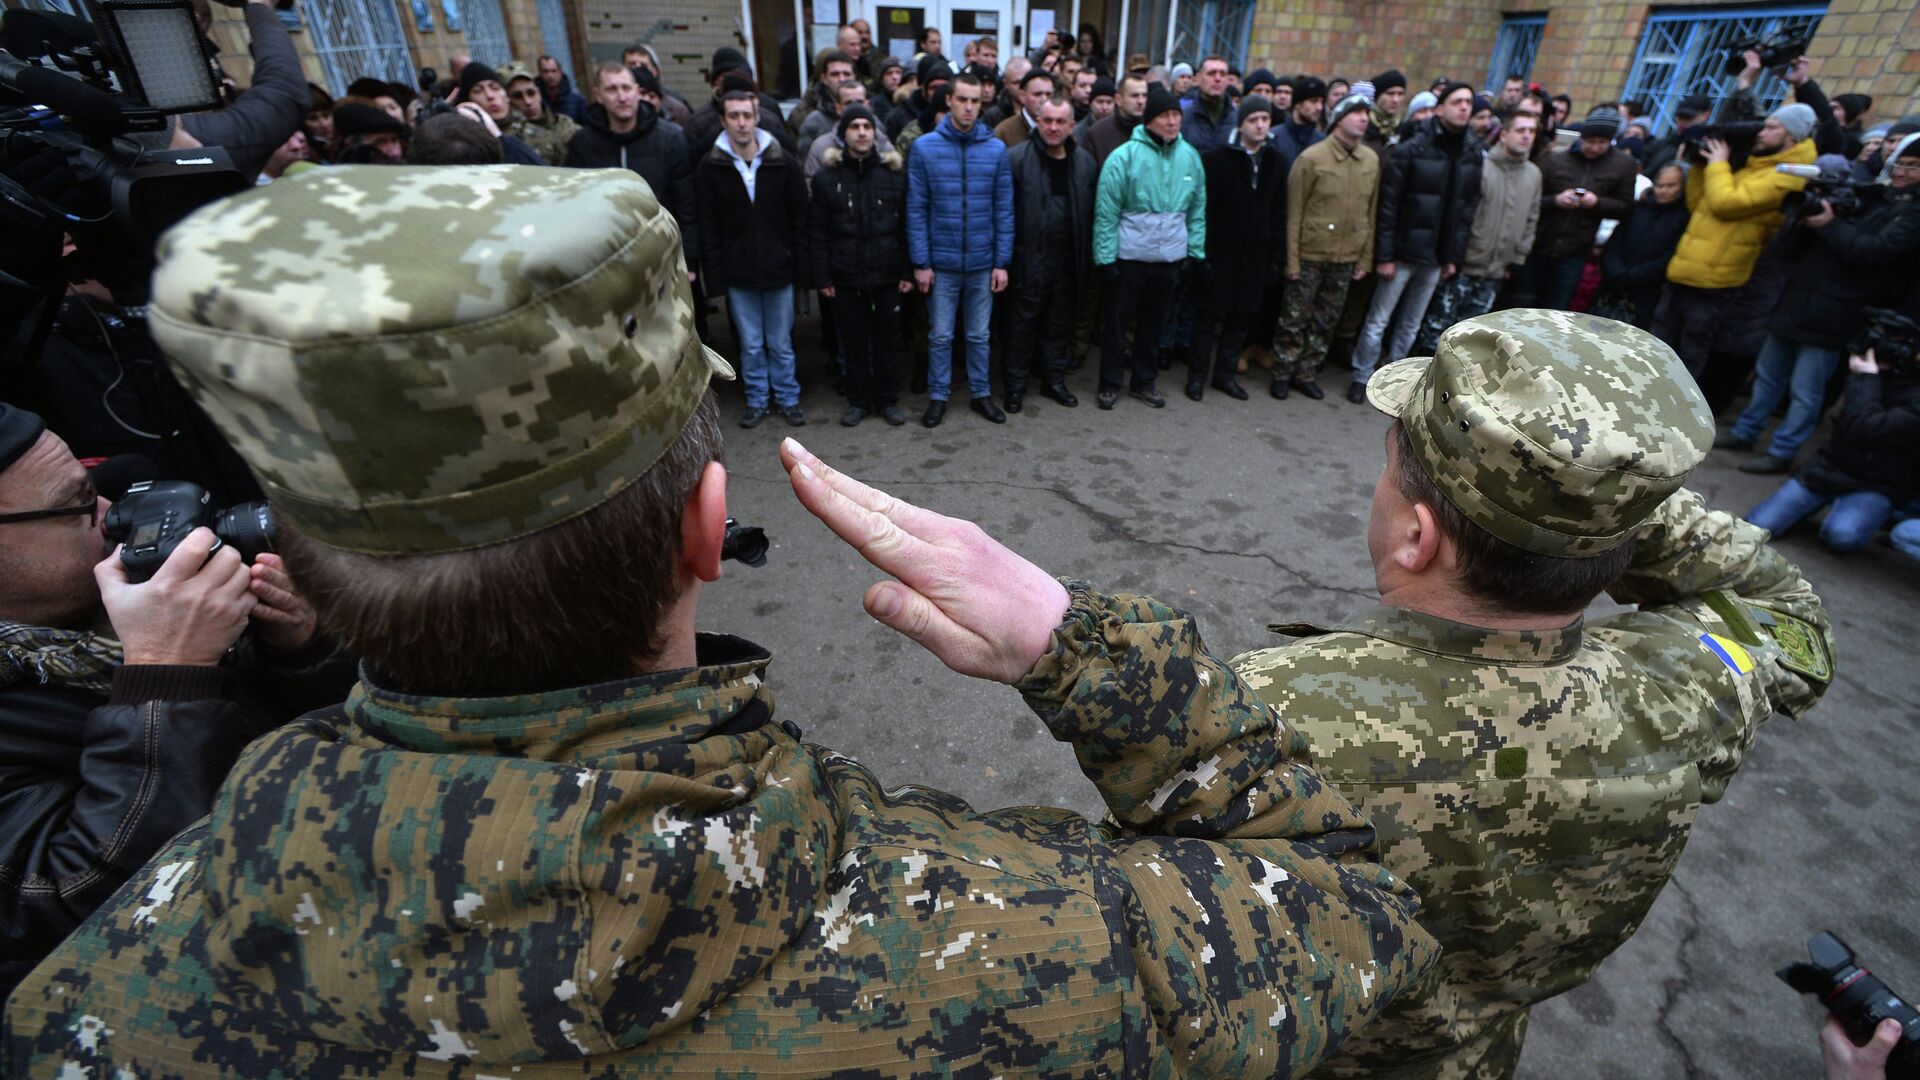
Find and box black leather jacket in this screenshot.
[0,636,355,997]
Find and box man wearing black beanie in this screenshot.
[1369,68,1408,142]
[810,103,911,427]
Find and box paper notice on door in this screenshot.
[813,0,840,24]
[1027,8,1053,44]
[975,11,997,30]
[886,36,915,62]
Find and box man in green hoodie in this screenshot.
[1092,85,1205,411]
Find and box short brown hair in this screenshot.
[408,112,502,165]
[593,61,634,90]
[281,391,724,696]
[1392,423,1634,616]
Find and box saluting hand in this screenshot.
[781,438,1069,685]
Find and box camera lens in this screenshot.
[212,501,276,561]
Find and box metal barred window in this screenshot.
[303,0,414,94]
[1486,14,1547,90]
[534,0,575,75]
[1167,0,1255,71]
[450,0,513,68]
[1622,3,1826,135]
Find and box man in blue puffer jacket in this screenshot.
[907,71,1015,427]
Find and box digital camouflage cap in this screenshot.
[150,164,732,556]
[1365,309,1714,557]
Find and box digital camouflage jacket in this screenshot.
[6,585,1439,1077]
[1233,491,1833,1080]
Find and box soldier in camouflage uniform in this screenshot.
[4,164,1440,1077]
[501,61,579,166]
[1233,309,1834,1080]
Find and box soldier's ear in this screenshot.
[681,461,729,582]
[1398,500,1447,576]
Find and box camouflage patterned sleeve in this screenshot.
[1016,581,1383,848]
[1608,488,1834,719]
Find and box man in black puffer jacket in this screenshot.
[1004,99,1097,412]
[0,406,355,999]
[809,105,912,428]
[1719,138,1920,474]
[1348,82,1483,402]
[565,63,700,265]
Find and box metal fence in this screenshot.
[1621,3,1826,135]
[303,0,414,94]
[450,0,513,67]
[1486,13,1547,91]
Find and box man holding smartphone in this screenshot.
[1532,106,1637,310]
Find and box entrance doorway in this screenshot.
[861,0,1015,67]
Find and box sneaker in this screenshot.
[840,406,868,427]
[780,404,807,427]
[1130,386,1166,409]
[879,405,907,426]
[739,406,767,429]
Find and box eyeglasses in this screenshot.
[1890,161,1920,174]
[0,502,96,525]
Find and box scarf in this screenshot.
[0,619,123,693]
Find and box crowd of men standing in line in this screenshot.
[220,11,1920,557]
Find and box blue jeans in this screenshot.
[928,269,993,400]
[1746,478,1893,552]
[1892,518,1920,560]
[1729,334,1842,461]
[1352,262,1443,385]
[728,286,800,409]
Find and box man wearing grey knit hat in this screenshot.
[1652,97,1817,376]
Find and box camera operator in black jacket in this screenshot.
[0,406,354,997]
[1719,138,1920,474]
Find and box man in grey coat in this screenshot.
[1414,111,1542,353]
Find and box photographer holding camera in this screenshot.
[1717,137,1920,473]
[0,405,352,997]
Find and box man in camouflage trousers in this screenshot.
[5,165,1439,1077]
[1233,309,1834,1080]
[1271,89,1377,401]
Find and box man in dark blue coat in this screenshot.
[906,72,1014,427]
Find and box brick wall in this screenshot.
[580,0,747,100]
[1245,0,1917,126]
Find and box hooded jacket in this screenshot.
[1459,146,1541,279]
[905,115,1014,272]
[694,131,808,292]
[6,588,1440,1078]
[1665,136,1817,289]
[1535,144,1638,259]
[542,73,588,122]
[564,103,699,256]
[807,143,909,291]
[1093,123,1206,265]
[1375,117,1484,268]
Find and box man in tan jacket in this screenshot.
[1413,111,1542,352]
[1271,90,1379,400]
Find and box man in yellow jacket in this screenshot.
[1652,102,1816,376]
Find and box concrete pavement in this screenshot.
[702,347,1920,1080]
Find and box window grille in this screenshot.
[450,0,513,67]
[1622,4,1826,135]
[535,0,574,75]
[303,0,413,94]
[1486,14,1547,90]
[1166,0,1254,70]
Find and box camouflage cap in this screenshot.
[496,60,536,85]
[150,164,732,556]
[1365,309,1713,557]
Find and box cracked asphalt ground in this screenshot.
[700,335,1919,1079]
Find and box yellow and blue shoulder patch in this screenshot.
[1699,632,1756,676]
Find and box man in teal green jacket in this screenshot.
[1093,85,1205,410]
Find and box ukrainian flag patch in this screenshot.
[1699,632,1755,675]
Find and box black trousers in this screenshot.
[832,286,902,409]
[1651,282,1734,378]
[1005,274,1076,394]
[1189,310,1248,384]
[1101,260,1180,392]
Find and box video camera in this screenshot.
[1678,120,1764,169]
[1779,931,1920,1078]
[1778,162,1882,219]
[1,0,251,343]
[1723,31,1812,77]
[1849,308,1920,374]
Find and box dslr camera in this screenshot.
[1779,931,1919,1077]
[1724,32,1812,77]
[103,480,274,583]
[1849,308,1920,374]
